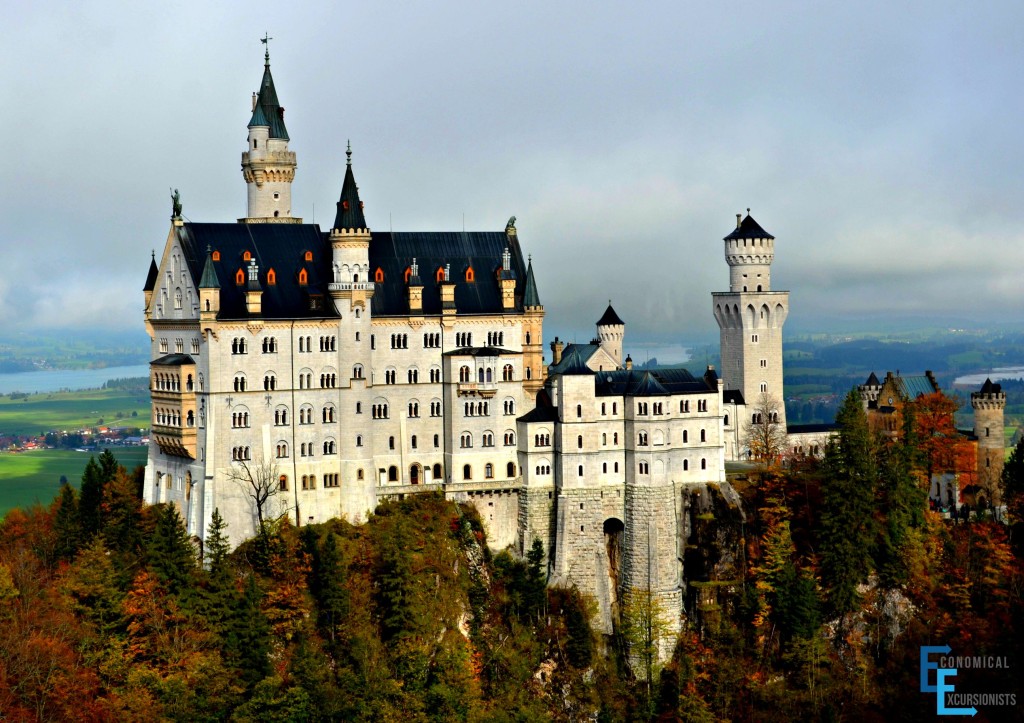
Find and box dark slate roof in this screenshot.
[368,231,529,316]
[442,346,518,358]
[864,372,880,386]
[554,346,594,376]
[332,153,367,231]
[143,252,158,292]
[724,389,746,405]
[519,389,560,423]
[724,213,774,241]
[596,303,624,327]
[548,344,599,375]
[523,258,541,307]
[787,423,838,434]
[178,222,334,320]
[594,367,714,397]
[979,378,1002,394]
[151,353,195,366]
[249,57,289,140]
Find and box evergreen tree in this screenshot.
[52,482,81,561]
[205,508,232,574]
[146,504,196,595]
[102,469,143,555]
[78,457,105,539]
[313,532,349,644]
[1002,437,1024,528]
[525,538,547,621]
[98,448,119,483]
[819,390,877,623]
[378,524,415,641]
[225,574,272,689]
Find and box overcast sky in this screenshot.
[3,0,1023,348]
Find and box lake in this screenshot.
[0,365,151,395]
[953,366,1024,387]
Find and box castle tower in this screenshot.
[240,48,300,223]
[972,378,1006,506]
[596,303,625,368]
[712,212,789,433]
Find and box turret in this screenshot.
[328,143,373,306]
[144,250,159,311]
[724,211,775,292]
[198,246,220,323]
[596,302,625,368]
[244,259,262,316]
[522,255,545,393]
[499,246,516,311]
[240,48,299,223]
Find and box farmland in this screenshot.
[0,387,150,437]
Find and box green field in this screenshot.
[0,387,150,437]
[0,447,149,518]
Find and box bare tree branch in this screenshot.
[742,393,787,467]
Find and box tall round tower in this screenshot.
[971,378,1006,506]
[596,302,625,368]
[240,48,299,223]
[712,212,789,436]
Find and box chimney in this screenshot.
[625,354,633,370]
[252,92,257,112]
[736,213,742,229]
[550,337,564,365]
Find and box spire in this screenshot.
[332,143,367,231]
[199,246,220,289]
[597,302,624,327]
[248,46,289,139]
[143,250,159,292]
[523,255,541,307]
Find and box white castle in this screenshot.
[142,52,807,641]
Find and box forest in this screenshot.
[0,390,1022,721]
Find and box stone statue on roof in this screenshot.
[171,188,182,219]
[506,216,516,232]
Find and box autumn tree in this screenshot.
[1002,437,1024,527]
[743,393,787,466]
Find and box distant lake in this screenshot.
[953,366,1024,387]
[0,365,150,395]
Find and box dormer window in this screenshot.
[374,268,384,283]
[404,267,412,283]
[211,250,221,261]
[304,251,313,262]
[235,268,245,285]
[435,267,445,283]
[298,268,308,285]
[267,268,277,285]
[243,251,252,262]
[465,266,475,283]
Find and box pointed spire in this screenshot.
[199,246,220,289]
[332,144,367,231]
[248,45,288,139]
[597,302,623,327]
[143,250,159,292]
[523,254,540,307]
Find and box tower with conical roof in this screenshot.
[972,378,1006,506]
[520,246,546,396]
[240,46,299,223]
[712,212,789,441]
[596,302,625,368]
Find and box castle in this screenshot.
[142,52,1002,648]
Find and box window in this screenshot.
[408,368,418,383]
[463,464,472,480]
[411,435,417,449]
[683,430,688,443]
[639,462,649,475]
[356,435,363,447]
[459,366,471,383]
[507,462,516,477]
[408,401,419,417]
[263,374,276,391]
[482,432,494,447]
[267,268,276,285]
[430,368,441,383]
[321,372,337,388]
[465,267,475,282]
[576,404,582,418]
[423,333,440,348]
[389,436,395,450]
[262,337,278,353]
[233,374,247,392]
[485,463,494,479]
[353,364,364,379]
[460,433,473,448]
[323,405,336,423]
[299,406,313,425]
[701,458,707,470]
[698,399,707,413]
[683,459,689,471]
[601,403,606,415]
[231,410,250,428]
[751,334,758,343]
[191,339,200,354]
[760,359,768,368]
[577,435,583,449]
[578,465,584,477]
[174,288,182,310]
[276,442,289,458]
[504,399,516,415]
[602,463,608,473]
[372,403,389,419]
[613,432,619,444]
[602,433,607,445]
[504,431,515,446]
[700,429,706,442]
[760,382,768,393]
[433,463,442,478]
[324,474,339,488]
[175,338,184,353]
[724,414,730,426]
[502,364,514,381]
[356,402,362,414]
[375,268,385,283]
[638,432,648,446]
[323,440,336,455]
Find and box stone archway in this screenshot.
[410,464,421,485]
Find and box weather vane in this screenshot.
[261,33,273,60]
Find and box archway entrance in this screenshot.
[604,517,625,619]
[410,464,420,485]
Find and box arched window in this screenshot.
[465,266,475,282]
[304,250,313,262]
[211,250,221,261]
[485,463,494,479]
[404,267,412,283]
[459,366,471,383]
[388,466,398,482]
[267,268,276,285]
[577,435,583,449]
[507,462,516,477]
[683,459,689,471]
[700,429,706,442]
[701,458,707,470]
[576,404,582,418]
[242,250,252,261]
[235,268,245,285]
[298,268,308,285]
[435,266,445,282]
[463,464,472,480]
[374,267,385,283]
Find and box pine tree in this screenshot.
[314,532,349,644]
[525,537,547,621]
[225,574,271,689]
[98,448,119,484]
[146,504,196,595]
[819,390,877,623]
[102,469,143,555]
[78,457,105,539]
[205,508,231,574]
[1002,437,1024,527]
[52,482,81,561]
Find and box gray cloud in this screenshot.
[2,0,1023,341]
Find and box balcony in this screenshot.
[457,382,497,398]
[152,424,197,459]
[328,281,375,292]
